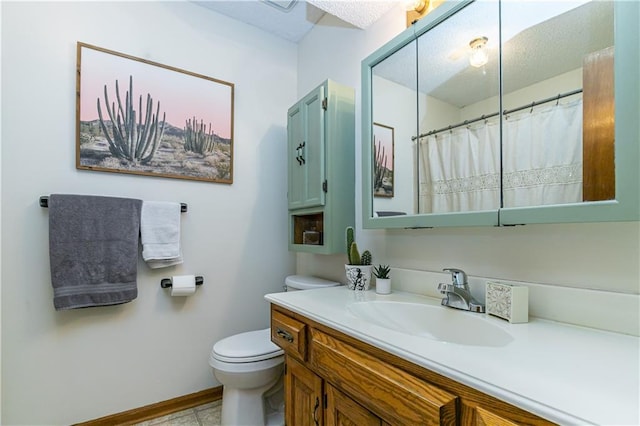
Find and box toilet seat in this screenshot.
[211,328,283,363]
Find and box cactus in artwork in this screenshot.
[373,138,388,193]
[96,75,166,164]
[184,117,216,155]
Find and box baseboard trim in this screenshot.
[75,386,223,426]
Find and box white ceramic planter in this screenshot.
[345,265,373,291]
[375,278,391,295]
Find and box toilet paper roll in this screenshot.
[170,275,196,296]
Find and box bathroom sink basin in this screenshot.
[347,301,514,347]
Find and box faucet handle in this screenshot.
[437,283,454,294]
[443,268,467,286]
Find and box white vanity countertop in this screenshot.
[265,287,640,425]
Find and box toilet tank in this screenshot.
[285,275,340,291]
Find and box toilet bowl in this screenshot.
[210,329,285,426]
[209,275,339,426]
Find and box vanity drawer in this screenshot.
[271,310,307,361]
[309,328,457,425]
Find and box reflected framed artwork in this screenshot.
[373,122,394,197]
[76,42,234,183]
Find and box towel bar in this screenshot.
[161,276,204,288]
[39,196,187,212]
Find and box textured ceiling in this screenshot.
[193,0,398,43]
[307,0,397,29]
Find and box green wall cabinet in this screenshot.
[288,80,355,254]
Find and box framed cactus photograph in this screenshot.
[373,122,394,197]
[76,42,234,183]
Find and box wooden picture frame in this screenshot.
[373,122,394,197]
[76,42,234,183]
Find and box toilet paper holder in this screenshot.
[161,276,204,288]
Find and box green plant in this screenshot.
[184,117,216,155]
[345,226,372,265]
[373,264,391,279]
[96,75,166,164]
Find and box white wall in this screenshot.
[296,7,640,296]
[1,1,296,424]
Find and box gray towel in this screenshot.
[48,194,142,310]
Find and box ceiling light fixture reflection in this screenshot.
[469,36,489,68]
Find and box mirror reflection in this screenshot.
[370,0,615,219]
[501,0,614,207]
[371,38,417,217]
[416,1,500,214]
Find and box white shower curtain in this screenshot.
[418,121,500,213]
[418,97,583,213]
[502,98,583,207]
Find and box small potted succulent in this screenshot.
[373,264,391,294]
[345,226,373,291]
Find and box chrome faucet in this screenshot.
[437,268,485,313]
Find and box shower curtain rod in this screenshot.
[411,88,583,141]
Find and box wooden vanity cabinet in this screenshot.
[271,304,555,426]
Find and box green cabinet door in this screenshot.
[288,85,326,210]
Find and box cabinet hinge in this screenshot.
[322,97,328,110]
[323,393,328,409]
[322,180,328,193]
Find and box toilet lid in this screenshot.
[212,328,284,363]
[285,275,340,290]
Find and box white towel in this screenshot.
[141,201,183,269]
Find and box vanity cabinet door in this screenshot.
[310,328,457,425]
[285,355,324,426]
[325,383,383,426]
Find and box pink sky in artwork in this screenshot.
[80,46,233,140]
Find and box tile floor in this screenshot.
[133,400,222,426]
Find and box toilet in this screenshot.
[209,275,340,426]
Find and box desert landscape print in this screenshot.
[77,43,234,183]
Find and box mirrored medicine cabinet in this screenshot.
[362,0,639,229]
